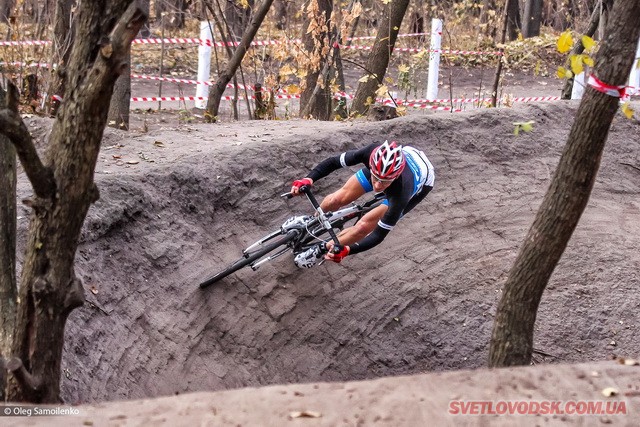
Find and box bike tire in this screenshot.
[199,231,297,289]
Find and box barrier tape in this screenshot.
[0,32,427,47]
[0,61,50,67]
[2,36,503,56]
[588,74,627,98]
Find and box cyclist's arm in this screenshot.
[349,193,408,255]
[306,143,378,182]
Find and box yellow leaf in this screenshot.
[381,0,391,4]
[35,242,43,250]
[570,54,584,75]
[513,121,534,135]
[398,64,410,73]
[375,85,388,97]
[557,31,573,53]
[582,55,594,67]
[285,84,301,95]
[581,35,596,51]
[358,75,370,83]
[279,64,296,76]
[393,26,399,30]
[557,67,567,79]
[621,102,634,119]
[520,120,535,132]
[413,49,427,60]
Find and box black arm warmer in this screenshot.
[306,156,344,182]
[349,226,390,255]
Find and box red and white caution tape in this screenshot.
[346,32,428,41]
[0,61,50,68]
[3,35,503,57]
[588,74,627,98]
[0,40,51,46]
[131,96,208,102]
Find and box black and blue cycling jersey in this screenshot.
[306,143,435,254]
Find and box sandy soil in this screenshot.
[6,360,640,426]
[9,98,640,424]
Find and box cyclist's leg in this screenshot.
[320,171,368,212]
[335,203,388,246]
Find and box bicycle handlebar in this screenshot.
[280,185,342,252]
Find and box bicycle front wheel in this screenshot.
[199,230,298,289]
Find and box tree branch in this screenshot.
[6,357,42,393]
[0,81,56,199]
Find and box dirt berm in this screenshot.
[13,102,640,421]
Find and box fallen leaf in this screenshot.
[112,155,122,159]
[126,160,139,165]
[289,411,322,419]
[154,141,165,147]
[618,357,639,366]
[90,286,98,295]
[602,387,619,397]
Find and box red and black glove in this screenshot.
[292,178,313,193]
[328,245,350,263]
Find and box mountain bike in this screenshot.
[198,186,385,288]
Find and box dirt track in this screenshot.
[15,101,640,405]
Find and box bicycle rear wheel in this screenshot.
[199,230,298,289]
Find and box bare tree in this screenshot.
[0,0,14,23]
[522,0,543,38]
[350,0,410,116]
[225,0,254,41]
[46,0,75,116]
[0,1,146,403]
[0,132,16,375]
[506,0,522,41]
[108,52,133,130]
[205,0,274,121]
[299,0,334,120]
[489,0,640,367]
[155,0,191,28]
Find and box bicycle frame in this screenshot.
[198,186,385,288]
[244,187,385,270]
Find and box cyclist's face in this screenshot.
[371,174,394,191]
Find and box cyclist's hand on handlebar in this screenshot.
[325,242,350,263]
[291,178,314,196]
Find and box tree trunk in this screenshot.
[225,0,254,41]
[0,2,145,403]
[274,0,287,30]
[47,0,75,116]
[205,0,274,121]
[489,0,640,368]
[0,0,14,22]
[350,0,410,116]
[155,0,189,28]
[299,0,333,120]
[0,133,17,367]
[506,0,521,41]
[108,50,132,130]
[523,0,543,38]
[138,0,151,37]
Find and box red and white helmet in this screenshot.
[369,140,406,180]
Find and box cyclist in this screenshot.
[288,140,435,268]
